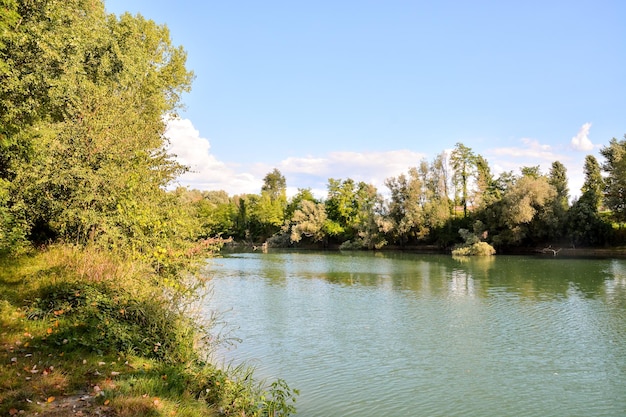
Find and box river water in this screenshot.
[204,250,626,416]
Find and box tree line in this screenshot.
[184,140,626,251]
[2,0,626,257]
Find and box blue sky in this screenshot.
[105,0,625,198]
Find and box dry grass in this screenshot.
[0,245,296,417]
[0,245,218,417]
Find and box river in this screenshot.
[204,250,626,416]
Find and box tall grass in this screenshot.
[0,244,298,416]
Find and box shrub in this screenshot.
[452,241,495,256]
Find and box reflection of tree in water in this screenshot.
[466,257,608,300]
[605,260,626,305]
[448,269,475,297]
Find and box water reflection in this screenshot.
[207,251,626,417]
[218,250,619,301]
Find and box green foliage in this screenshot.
[0,178,27,253]
[27,280,196,362]
[1,0,195,262]
[450,142,477,217]
[566,193,611,247]
[1,245,298,416]
[547,160,570,237]
[237,169,288,241]
[0,0,18,75]
[192,136,626,249]
[192,190,237,238]
[451,222,495,256]
[261,168,287,201]
[385,168,426,244]
[581,155,604,210]
[490,175,557,245]
[325,178,386,246]
[549,161,569,210]
[474,154,497,207]
[521,166,542,179]
[289,200,327,243]
[600,136,626,222]
[285,188,317,220]
[452,241,495,256]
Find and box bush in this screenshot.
[7,244,299,416]
[452,241,496,256]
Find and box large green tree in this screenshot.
[450,143,476,217]
[600,136,626,221]
[385,168,425,245]
[547,161,569,237]
[289,200,328,244]
[248,169,288,240]
[491,175,557,245]
[581,154,604,210]
[0,1,194,257]
[566,155,609,246]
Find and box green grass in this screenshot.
[0,245,298,416]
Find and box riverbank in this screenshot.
[229,239,626,259]
[0,245,297,416]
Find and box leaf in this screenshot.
[47,396,55,403]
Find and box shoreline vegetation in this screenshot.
[226,239,626,259]
[0,2,294,414]
[0,244,298,416]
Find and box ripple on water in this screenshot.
[206,253,626,417]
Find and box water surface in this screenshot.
[204,251,626,416]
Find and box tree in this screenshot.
[581,155,604,210]
[325,178,357,238]
[600,136,626,221]
[0,0,18,75]
[547,161,569,237]
[549,161,569,210]
[450,143,476,217]
[474,155,496,208]
[261,168,287,201]
[566,194,610,247]
[325,178,386,247]
[195,190,236,238]
[492,175,557,245]
[424,155,452,230]
[1,1,195,259]
[289,200,328,244]
[520,166,542,179]
[565,154,609,247]
[285,188,317,220]
[249,169,288,240]
[385,168,425,245]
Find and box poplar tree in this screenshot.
[581,155,604,210]
[450,143,476,217]
[600,136,626,222]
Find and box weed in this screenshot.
[0,245,298,416]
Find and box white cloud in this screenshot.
[490,138,560,161]
[164,119,588,203]
[486,137,571,181]
[164,118,262,194]
[570,122,594,151]
[486,137,586,201]
[277,150,426,196]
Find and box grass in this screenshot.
[0,245,298,416]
